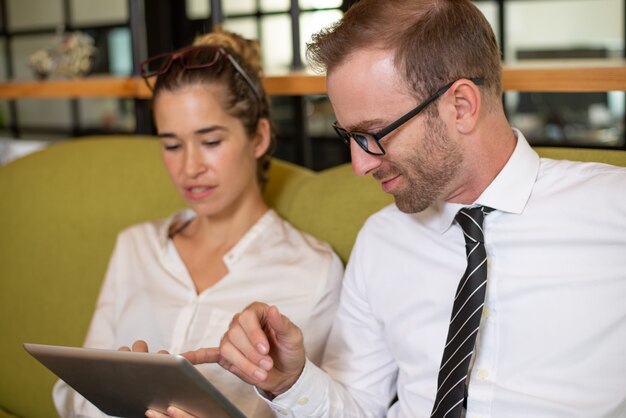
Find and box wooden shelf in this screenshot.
[502,59,626,92]
[0,76,140,99]
[2,60,626,99]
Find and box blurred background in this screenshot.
[0,0,624,170]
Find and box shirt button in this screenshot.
[297,396,309,405]
[277,408,288,415]
[477,368,489,379]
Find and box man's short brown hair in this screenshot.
[307,0,502,107]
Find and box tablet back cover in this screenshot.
[24,343,247,418]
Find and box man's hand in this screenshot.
[183,302,306,397]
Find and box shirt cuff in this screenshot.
[254,358,328,417]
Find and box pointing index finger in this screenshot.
[181,347,220,365]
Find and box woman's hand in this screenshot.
[117,342,196,417]
[118,340,170,354]
[145,406,197,418]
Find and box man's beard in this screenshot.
[377,114,463,213]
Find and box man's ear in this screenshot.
[253,118,271,158]
[451,79,481,134]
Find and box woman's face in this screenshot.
[154,84,269,218]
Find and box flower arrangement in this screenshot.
[29,31,97,79]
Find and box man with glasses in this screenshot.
[177,1,626,417]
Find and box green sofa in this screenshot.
[1,136,625,418]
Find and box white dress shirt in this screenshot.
[53,209,343,418]
[263,131,626,418]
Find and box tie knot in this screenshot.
[455,206,493,244]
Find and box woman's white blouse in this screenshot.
[53,209,343,418]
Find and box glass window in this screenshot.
[223,17,259,42]
[186,0,210,20]
[78,98,135,131]
[504,0,624,148]
[261,0,289,13]
[299,0,342,9]
[261,14,292,71]
[10,34,59,81]
[7,0,63,31]
[306,95,335,138]
[473,1,499,46]
[0,38,7,81]
[300,9,342,66]
[224,0,256,16]
[16,99,72,129]
[505,0,624,62]
[108,28,133,76]
[70,0,128,26]
[507,91,625,148]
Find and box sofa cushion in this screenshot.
[286,163,393,264]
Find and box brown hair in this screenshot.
[307,0,502,110]
[152,31,276,186]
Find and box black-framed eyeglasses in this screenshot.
[333,77,484,156]
[140,45,262,100]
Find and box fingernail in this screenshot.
[259,358,272,371]
[253,368,267,381]
[256,343,268,354]
[145,410,154,418]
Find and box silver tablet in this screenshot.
[24,343,247,418]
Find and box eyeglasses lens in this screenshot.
[353,134,371,153]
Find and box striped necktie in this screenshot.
[431,206,494,418]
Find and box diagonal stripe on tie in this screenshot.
[430,206,494,418]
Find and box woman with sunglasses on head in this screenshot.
[53,31,343,418]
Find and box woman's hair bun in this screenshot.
[192,30,263,77]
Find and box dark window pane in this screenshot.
[506,91,625,148]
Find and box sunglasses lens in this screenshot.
[181,47,222,69]
[142,55,171,77]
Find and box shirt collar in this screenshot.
[157,208,279,266]
[157,208,196,249]
[433,128,540,233]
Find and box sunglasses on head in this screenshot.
[140,45,262,100]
